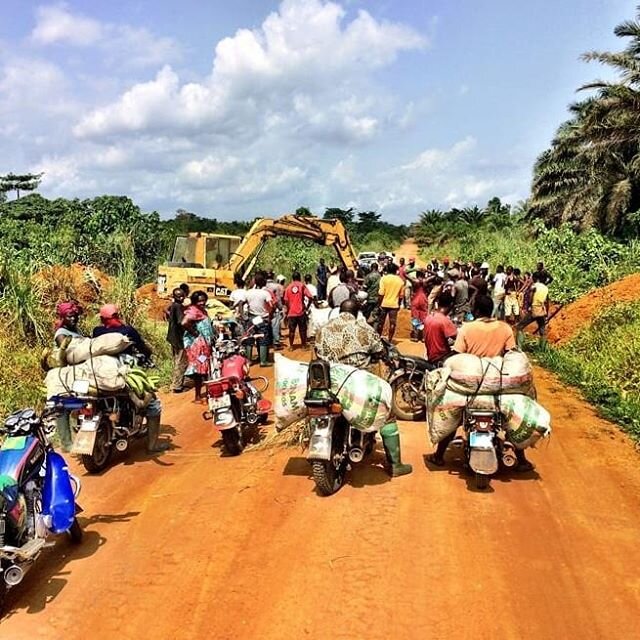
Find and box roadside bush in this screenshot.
[535,300,640,440]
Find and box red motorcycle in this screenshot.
[203,320,271,455]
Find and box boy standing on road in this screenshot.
[166,287,187,393]
[516,272,549,349]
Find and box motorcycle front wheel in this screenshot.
[391,374,426,421]
[81,421,113,474]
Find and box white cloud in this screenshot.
[31,3,102,46]
[74,0,426,140]
[30,3,180,68]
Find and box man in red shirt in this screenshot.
[423,291,457,364]
[283,271,313,349]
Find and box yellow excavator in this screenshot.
[156,214,359,300]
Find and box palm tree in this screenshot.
[530,7,640,236]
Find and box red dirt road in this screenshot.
[1,337,640,640]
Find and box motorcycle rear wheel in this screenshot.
[222,428,243,456]
[391,374,426,421]
[475,473,490,491]
[81,422,113,474]
[311,421,348,496]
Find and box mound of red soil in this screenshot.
[35,263,111,310]
[136,283,168,321]
[547,272,640,345]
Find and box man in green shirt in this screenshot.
[363,262,381,323]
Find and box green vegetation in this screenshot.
[530,8,640,237]
[535,301,640,440]
[414,198,640,304]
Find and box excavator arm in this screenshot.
[228,215,358,278]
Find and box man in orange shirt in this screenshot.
[427,295,533,471]
[376,262,405,341]
[453,295,515,357]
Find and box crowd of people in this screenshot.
[50,250,553,477]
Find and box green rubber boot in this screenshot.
[147,415,169,453]
[259,345,272,367]
[380,422,412,477]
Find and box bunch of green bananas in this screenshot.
[125,367,161,398]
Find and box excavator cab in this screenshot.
[158,233,242,299]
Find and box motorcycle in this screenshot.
[304,358,375,496]
[0,407,82,609]
[382,339,433,421]
[48,355,156,473]
[451,407,518,490]
[203,319,271,456]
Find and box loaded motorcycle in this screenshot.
[382,339,433,421]
[48,356,159,474]
[203,319,271,456]
[0,407,82,608]
[450,407,518,490]
[304,359,375,496]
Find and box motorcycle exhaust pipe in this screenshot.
[115,439,129,452]
[4,564,25,586]
[348,448,364,463]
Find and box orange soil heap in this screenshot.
[136,283,168,321]
[34,263,111,310]
[546,272,640,345]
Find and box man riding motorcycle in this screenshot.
[315,299,412,477]
[426,295,534,472]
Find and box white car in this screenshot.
[356,251,378,269]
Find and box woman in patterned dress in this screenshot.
[182,291,215,402]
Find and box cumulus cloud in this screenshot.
[31,3,180,68]
[74,0,426,140]
[31,3,102,46]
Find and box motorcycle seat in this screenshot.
[399,355,434,371]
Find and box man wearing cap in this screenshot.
[92,304,168,452]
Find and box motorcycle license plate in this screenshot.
[209,395,231,410]
[470,431,493,449]
[79,418,99,432]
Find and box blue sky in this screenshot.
[0,0,633,221]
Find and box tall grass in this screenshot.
[0,259,48,344]
[535,300,640,440]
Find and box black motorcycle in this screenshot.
[0,408,82,608]
[381,339,434,421]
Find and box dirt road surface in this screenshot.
[3,239,640,639]
[2,336,640,640]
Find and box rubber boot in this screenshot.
[146,415,169,453]
[259,345,272,367]
[380,423,412,477]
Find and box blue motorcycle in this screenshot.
[0,407,82,609]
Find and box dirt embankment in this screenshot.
[547,272,640,344]
[34,264,111,310]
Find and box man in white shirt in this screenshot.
[492,265,507,320]
[245,273,274,367]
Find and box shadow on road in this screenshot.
[1,510,140,620]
